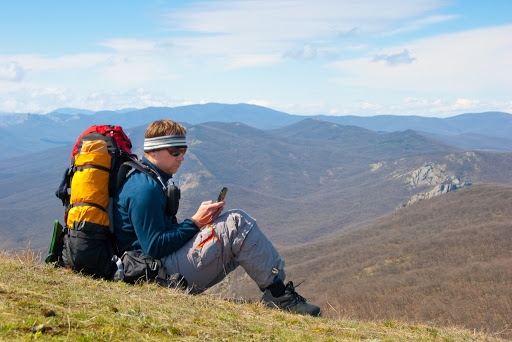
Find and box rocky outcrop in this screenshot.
[408,181,471,205]
[397,180,472,210]
[395,162,473,210]
[370,162,384,172]
[405,163,453,188]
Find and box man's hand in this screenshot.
[190,200,225,229]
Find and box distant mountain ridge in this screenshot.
[2,118,512,252]
[317,111,512,136]
[1,103,511,159]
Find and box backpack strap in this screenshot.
[116,159,167,193]
[118,159,180,218]
[115,158,181,253]
[73,164,110,173]
[69,202,107,212]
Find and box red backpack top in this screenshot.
[71,125,133,161]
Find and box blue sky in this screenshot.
[0,0,511,117]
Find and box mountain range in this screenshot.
[1,113,511,251]
[1,104,511,160]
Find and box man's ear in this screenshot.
[144,150,160,164]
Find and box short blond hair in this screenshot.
[145,120,186,138]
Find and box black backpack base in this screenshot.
[46,220,187,289]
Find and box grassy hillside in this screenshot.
[0,251,503,341]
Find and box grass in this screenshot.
[0,249,505,341]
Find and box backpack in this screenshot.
[48,125,186,287]
[52,125,135,279]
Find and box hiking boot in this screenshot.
[261,281,321,316]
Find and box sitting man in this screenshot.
[114,119,320,316]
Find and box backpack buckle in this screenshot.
[150,261,159,272]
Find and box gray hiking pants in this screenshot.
[161,209,285,293]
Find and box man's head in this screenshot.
[145,119,187,139]
[143,120,188,175]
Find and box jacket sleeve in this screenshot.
[127,176,199,259]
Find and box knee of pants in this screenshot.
[216,209,256,255]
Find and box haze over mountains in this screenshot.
[1,103,511,338]
[1,104,511,160]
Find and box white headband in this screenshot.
[144,135,187,152]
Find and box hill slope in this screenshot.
[280,183,512,338]
[215,184,512,339]
[0,252,503,341]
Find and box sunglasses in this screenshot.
[167,147,187,157]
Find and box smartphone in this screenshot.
[217,187,228,202]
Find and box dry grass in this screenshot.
[0,249,504,341]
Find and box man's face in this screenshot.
[150,147,186,175]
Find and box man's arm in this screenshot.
[128,177,199,259]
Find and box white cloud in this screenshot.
[166,0,446,36]
[340,97,511,117]
[283,45,318,60]
[450,98,480,110]
[329,24,512,95]
[372,49,416,65]
[161,0,449,67]
[0,86,188,113]
[99,39,162,53]
[382,14,457,36]
[0,87,70,113]
[0,61,26,81]
[224,53,282,69]
[247,99,273,108]
[84,88,177,109]
[2,53,108,72]
[99,55,178,84]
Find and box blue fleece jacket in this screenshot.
[113,157,199,259]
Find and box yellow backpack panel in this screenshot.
[67,140,112,228]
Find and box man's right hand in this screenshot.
[189,200,225,229]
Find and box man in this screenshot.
[114,119,320,316]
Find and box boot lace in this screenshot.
[285,281,307,304]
